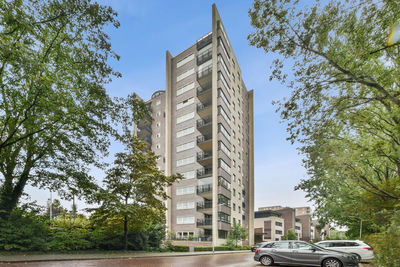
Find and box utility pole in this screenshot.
[49,190,53,220]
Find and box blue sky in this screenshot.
[28,0,311,212]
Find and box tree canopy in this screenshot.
[0,0,122,217]
[248,0,400,235]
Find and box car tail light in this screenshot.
[255,249,260,253]
[364,247,373,250]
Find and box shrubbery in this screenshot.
[0,209,166,252]
[170,245,189,252]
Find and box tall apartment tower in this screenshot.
[137,4,254,246]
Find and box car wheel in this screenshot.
[260,255,274,266]
[323,258,342,267]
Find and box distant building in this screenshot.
[295,207,313,242]
[312,219,331,240]
[295,218,303,239]
[254,210,285,243]
[258,206,296,237]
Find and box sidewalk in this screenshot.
[0,250,250,263]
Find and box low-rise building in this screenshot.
[254,210,285,243]
[295,219,302,239]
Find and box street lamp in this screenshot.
[349,216,363,239]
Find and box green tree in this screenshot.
[282,229,298,240]
[248,0,400,231]
[0,0,125,218]
[228,222,248,247]
[90,136,181,250]
[46,199,67,218]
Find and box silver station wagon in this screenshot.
[254,240,359,267]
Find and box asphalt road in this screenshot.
[3,252,260,267]
[2,253,373,267]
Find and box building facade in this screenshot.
[137,4,254,246]
[254,210,284,243]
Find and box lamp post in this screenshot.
[349,216,363,239]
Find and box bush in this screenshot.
[214,246,231,251]
[170,245,189,252]
[0,209,50,251]
[237,245,251,250]
[367,212,400,267]
[194,246,212,251]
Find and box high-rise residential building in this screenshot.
[136,4,254,246]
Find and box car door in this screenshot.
[291,241,323,266]
[267,242,293,264]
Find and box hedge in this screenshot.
[170,245,189,252]
[194,246,213,251]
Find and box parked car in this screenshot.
[254,240,359,267]
[315,240,374,261]
[251,242,270,252]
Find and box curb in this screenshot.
[0,250,251,263]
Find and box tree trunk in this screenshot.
[124,215,128,250]
[0,173,29,219]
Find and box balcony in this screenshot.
[196,118,212,136]
[197,184,212,199]
[197,134,212,151]
[137,124,152,137]
[197,218,212,229]
[197,66,212,88]
[197,167,212,179]
[197,48,212,66]
[197,86,212,103]
[197,32,212,50]
[197,151,212,166]
[197,102,212,119]
[197,201,212,214]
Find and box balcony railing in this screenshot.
[197,66,212,80]
[197,118,212,128]
[197,48,212,65]
[197,218,212,227]
[197,33,212,50]
[197,102,212,112]
[137,124,152,133]
[197,86,212,96]
[197,167,212,178]
[197,201,212,210]
[197,134,212,144]
[197,184,212,194]
[197,151,212,161]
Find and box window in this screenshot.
[181,170,195,179]
[218,37,230,59]
[233,203,236,211]
[177,54,194,68]
[177,82,194,96]
[177,126,194,138]
[218,88,230,107]
[293,242,314,250]
[238,192,241,200]
[219,159,230,174]
[156,133,161,138]
[176,141,195,152]
[238,165,241,173]
[156,122,161,128]
[232,131,236,139]
[177,201,195,210]
[218,123,230,140]
[156,100,161,105]
[218,141,230,156]
[157,111,161,117]
[176,186,195,195]
[218,71,230,91]
[177,68,194,82]
[238,206,241,213]
[275,230,283,235]
[218,105,230,124]
[177,97,194,110]
[218,54,230,74]
[233,174,236,182]
[233,189,236,197]
[156,144,161,149]
[176,112,194,124]
[176,216,195,224]
[177,156,195,167]
[238,152,241,159]
[275,221,283,227]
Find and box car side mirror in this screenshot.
[310,248,317,252]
